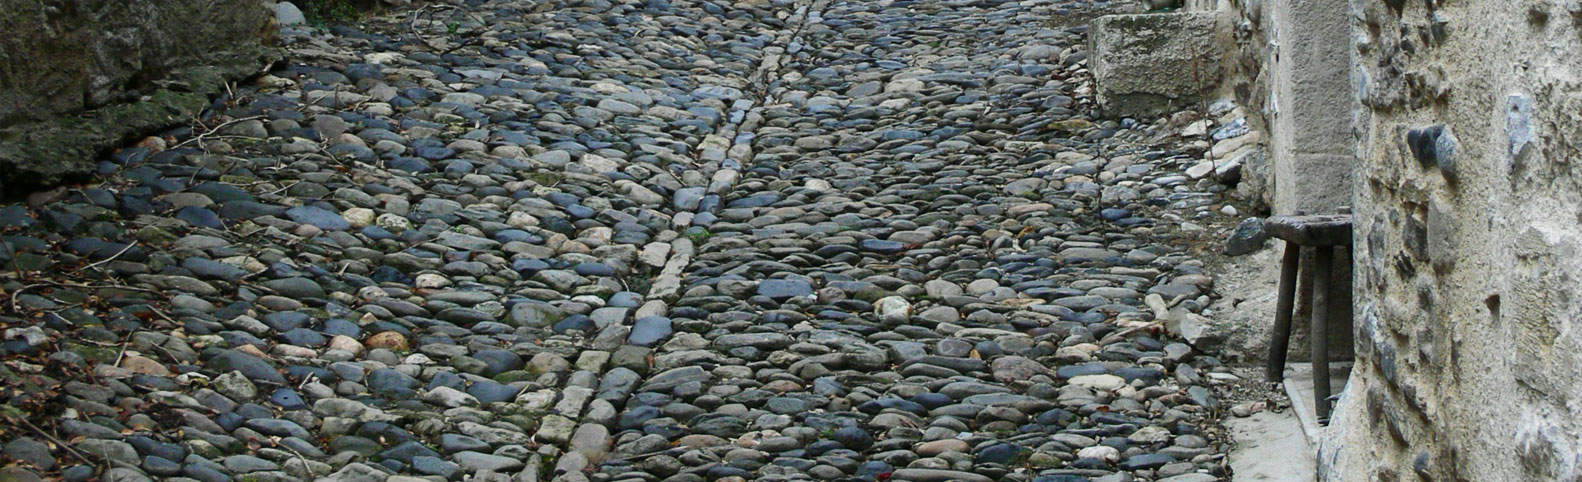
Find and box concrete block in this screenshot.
[1089,12,1223,119]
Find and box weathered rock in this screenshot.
[1090,12,1222,118]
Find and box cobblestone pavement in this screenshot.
[0,1,1248,481]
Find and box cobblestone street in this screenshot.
[0,1,1254,481]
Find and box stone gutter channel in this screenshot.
[530,1,838,479]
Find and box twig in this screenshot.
[2,236,25,281]
[278,443,315,476]
[601,448,686,464]
[147,306,179,324]
[408,4,488,54]
[1109,320,1166,340]
[263,181,302,197]
[113,342,129,367]
[14,417,98,466]
[9,283,45,314]
[10,281,163,313]
[151,340,183,363]
[77,241,139,274]
[441,37,486,55]
[172,115,266,150]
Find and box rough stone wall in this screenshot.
[0,0,277,189]
[1211,0,1275,212]
[1323,0,1582,479]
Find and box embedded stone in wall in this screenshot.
[1406,124,1460,183]
[1506,93,1537,173]
[1089,12,1223,118]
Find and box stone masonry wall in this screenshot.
[1323,0,1582,479]
[0,0,277,190]
[1210,0,1275,212]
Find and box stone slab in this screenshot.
[1089,12,1222,118]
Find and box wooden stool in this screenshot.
[1264,214,1352,423]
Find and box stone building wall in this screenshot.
[1322,0,1582,479]
[0,0,277,190]
[1210,0,1275,213]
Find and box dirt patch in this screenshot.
[1199,241,1281,364]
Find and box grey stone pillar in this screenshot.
[1268,0,1353,215]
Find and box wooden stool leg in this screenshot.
[1311,246,1334,423]
[1266,242,1302,383]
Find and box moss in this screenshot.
[494,370,535,383]
[539,453,558,474]
[136,225,180,244]
[1024,451,1062,468]
[961,185,998,197]
[848,286,891,303]
[299,307,332,319]
[50,288,88,306]
[526,359,556,376]
[1051,119,1094,132]
[502,414,541,434]
[187,439,224,458]
[684,228,713,244]
[14,253,52,271]
[65,342,119,364]
[0,403,26,420]
[625,275,654,295]
[451,355,489,375]
[0,365,41,393]
[525,170,563,186]
[299,0,365,28]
